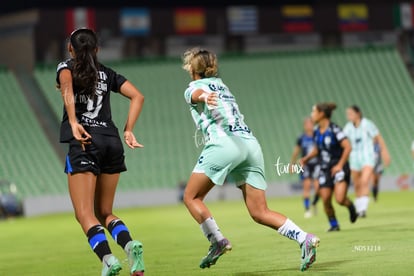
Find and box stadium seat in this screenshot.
[0,69,64,197]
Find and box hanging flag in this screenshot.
[65,8,96,35]
[120,8,150,36]
[281,5,314,33]
[227,6,258,34]
[337,4,368,32]
[393,3,414,30]
[174,8,206,35]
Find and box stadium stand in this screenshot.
[0,68,64,197]
[33,46,414,195]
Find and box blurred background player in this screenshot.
[411,140,414,162]
[290,117,320,218]
[371,141,384,201]
[56,28,145,276]
[182,47,319,272]
[301,102,357,232]
[344,105,390,217]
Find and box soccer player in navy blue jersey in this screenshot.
[301,103,357,231]
[57,28,145,276]
[291,117,320,218]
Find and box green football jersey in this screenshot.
[184,77,254,143]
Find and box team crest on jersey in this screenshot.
[324,136,332,146]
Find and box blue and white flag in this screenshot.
[227,6,258,34]
[120,8,150,36]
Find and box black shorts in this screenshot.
[64,134,127,175]
[318,163,350,189]
[301,163,320,180]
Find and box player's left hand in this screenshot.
[382,152,391,167]
[124,131,144,149]
[330,164,342,176]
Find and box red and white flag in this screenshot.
[65,8,96,35]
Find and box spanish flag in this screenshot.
[281,5,314,33]
[174,8,206,35]
[338,4,368,32]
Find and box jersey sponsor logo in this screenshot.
[209,165,223,172]
[229,124,251,133]
[218,93,235,102]
[80,116,108,127]
[208,83,227,92]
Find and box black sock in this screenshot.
[312,194,319,205]
[108,219,133,249]
[372,186,378,199]
[87,225,111,261]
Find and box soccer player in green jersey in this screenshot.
[181,47,319,271]
[344,105,390,217]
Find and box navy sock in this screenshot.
[304,198,310,210]
[108,219,133,249]
[328,216,339,228]
[87,225,111,261]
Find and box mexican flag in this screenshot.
[393,3,414,30]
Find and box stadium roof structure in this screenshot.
[0,0,399,15]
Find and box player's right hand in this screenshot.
[71,122,92,151]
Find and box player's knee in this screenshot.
[182,192,192,208]
[74,209,95,227]
[94,209,112,225]
[335,196,346,205]
[248,208,267,225]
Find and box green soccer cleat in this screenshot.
[300,233,320,272]
[126,240,145,276]
[101,255,122,276]
[199,238,232,269]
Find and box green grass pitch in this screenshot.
[0,190,413,275]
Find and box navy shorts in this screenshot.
[318,163,350,189]
[300,163,320,180]
[65,134,127,175]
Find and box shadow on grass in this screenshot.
[232,260,353,275]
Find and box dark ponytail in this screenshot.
[70,28,98,97]
[315,102,337,119]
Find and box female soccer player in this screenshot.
[301,103,358,231]
[372,142,383,201]
[181,47,319,272]
[344,105,390,217]
[291,117,320,218]
[56,28,145,276]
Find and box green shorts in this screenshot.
[193,136,267,190]
[349,150,375,171]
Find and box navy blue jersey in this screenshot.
[314,122,347,169]
[297,134,317,165]
[56,59,127,143]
